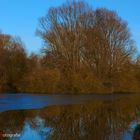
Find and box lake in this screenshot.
[0,94,140,140]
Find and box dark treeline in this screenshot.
[1,1,140,94]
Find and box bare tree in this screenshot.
[37,1,137,93]
[37,1,95,72]
[0,33,27,92]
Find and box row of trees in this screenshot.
[1,1,140,94]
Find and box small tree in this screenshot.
[0,33,28,92]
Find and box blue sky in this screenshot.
[0,0,140,54]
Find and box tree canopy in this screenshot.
[0,1,140,94]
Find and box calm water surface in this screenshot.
[0,94,140,140]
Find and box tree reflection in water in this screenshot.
[1,96,140,140]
